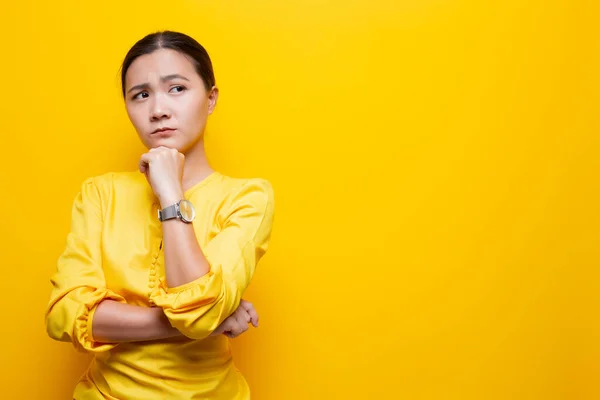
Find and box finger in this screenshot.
[229,321,245,337]
[139,157,149,175]
[235,308,252,326]
[231,311,250,336]
[224,320,242,338]
[240,300,259,327]
[140,152,155,166]
[219,319,235,337]
[213,320,229,335]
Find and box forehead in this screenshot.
[125,48,198,84]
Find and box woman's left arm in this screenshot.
[154,180,274,339]
[139,147,275,340]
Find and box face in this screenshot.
[124,48,218,153]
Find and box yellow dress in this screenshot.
[45,170,275,400]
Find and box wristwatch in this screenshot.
[158,199,196,223]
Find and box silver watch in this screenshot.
[158,199,196,223]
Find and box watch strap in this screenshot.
[158,203,179,221]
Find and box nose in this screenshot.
[150,94,172,121]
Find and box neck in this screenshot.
[181,138,214,192]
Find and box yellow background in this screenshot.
[1,0,598,398]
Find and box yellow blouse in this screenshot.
[45,170,275,400]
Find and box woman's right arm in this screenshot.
[45,176,181,351]
[91,299,257,342]
[45,176,253,349]
[91,301,182,342]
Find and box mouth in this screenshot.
[151,127,176,135]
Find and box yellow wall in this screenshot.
[1,0,598,398]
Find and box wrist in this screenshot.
[159,191,184,209]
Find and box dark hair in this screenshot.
[120,30,216,97]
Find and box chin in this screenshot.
[148,137,182,150]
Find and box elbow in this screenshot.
[165,285,244,340]
[154,268,246,339]
[45,287,125,352]
[165,291,229,340]
[45,299,116,353]
[173,322,215,341]
[44,307,72,343]
[45,321,60,342]
[46,326,70,343]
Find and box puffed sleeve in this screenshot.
[45,176,127,353]
[152,179,275,340]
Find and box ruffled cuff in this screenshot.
[151,267,225,339]
[74,289,127,353]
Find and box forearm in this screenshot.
[161,216,210,288]
[92,300,183,342]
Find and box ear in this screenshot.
[207,86,219,115]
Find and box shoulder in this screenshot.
[89,170,144,188]
[76,170,148,202]
[79,170,139,186]
[208,173,275,221]
[218,173,274,207]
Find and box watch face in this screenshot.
[178,200,196,222]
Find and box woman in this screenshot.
[45,30,275,399]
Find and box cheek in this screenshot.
[126,106,147,133]
[181,98,208,126]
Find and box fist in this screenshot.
[139,146,185,206]
[211,300,259,339]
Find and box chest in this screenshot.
[99,196,224,305]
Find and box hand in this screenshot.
[139,146,185,207]
[210,300,259,338]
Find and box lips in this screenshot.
[151,127,175,134]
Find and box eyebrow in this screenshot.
[127,74,190,94]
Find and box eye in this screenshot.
[169,85,186,94]
[132,91,149,100]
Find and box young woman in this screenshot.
[45,30,275,399]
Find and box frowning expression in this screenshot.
[124,48,218,153]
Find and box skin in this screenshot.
[92,48,258,343]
